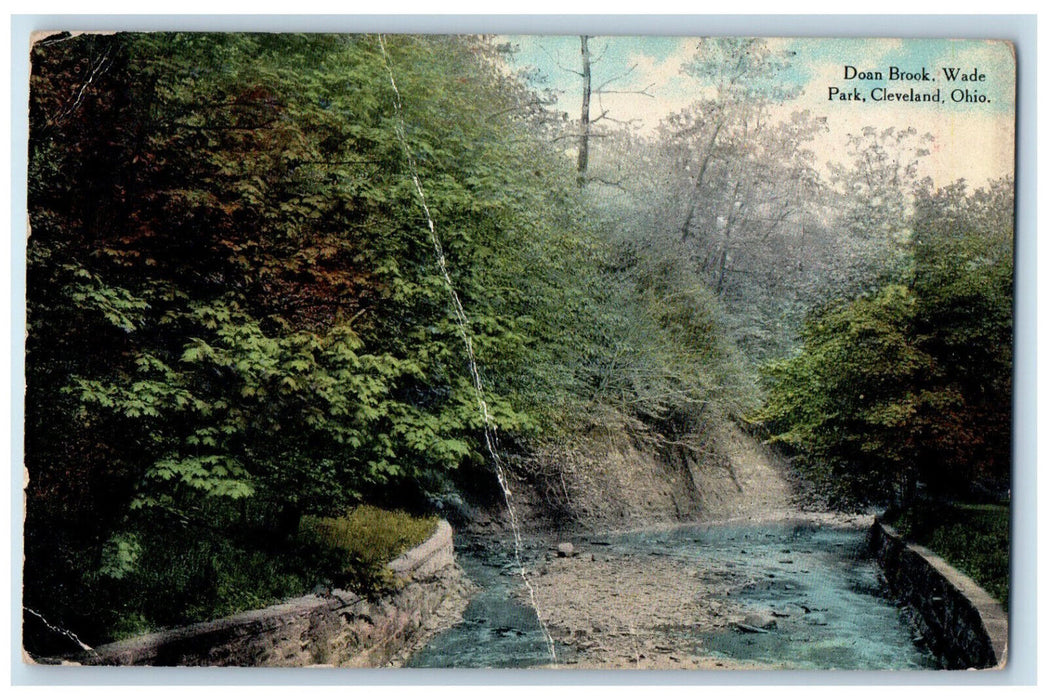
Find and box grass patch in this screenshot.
[301,505,439,598]
[884,500,1009,609]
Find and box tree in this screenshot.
[908,178,1013,495]
[674,38,801,243]
[587,67,828,362]
[826,126,934,295]
[756,179,1013,505]
[756,284,931,504]
[577,35,592,184]
[534,36,654,187]
[24,31,604,649]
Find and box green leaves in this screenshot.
[27,31,748,646]
[98,533,142,580]
[757,181,1013,505]
[758,283,934,502]
[147,454,254,499]
[64,263,150,333]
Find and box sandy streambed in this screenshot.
[528,547,758,669]
[405,515,936,671]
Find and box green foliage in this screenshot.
[23,31,793,654]
[23,498,348,649]
[97,523,323,631]
[756,180,1013,505]
[301,505,439,598]
[885,501,1010,608]
[25,31,664,653]
[908,180,1014,493]
[97,532,142,581]
[757,284,929,503]
[580,233,758,428]
[24,32,581,647]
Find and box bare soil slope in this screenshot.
[513,421,799,668]
[493,419,796,533]
[690,421,794,522]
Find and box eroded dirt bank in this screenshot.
[483,420,805,536]
[437,421,877,670]
[515,421,872,669]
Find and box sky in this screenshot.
[502,36,1016,188]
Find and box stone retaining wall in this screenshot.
[868,518,1008,670]
[65,520,464,667]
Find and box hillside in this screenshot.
[462,416,797,534]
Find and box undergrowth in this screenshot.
[24,505,440,654]
[885,500,1010,609]
[301,505,439,599]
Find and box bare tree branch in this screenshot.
[582,175,629,192]
[485,98,553,122]
[589,38,610,66]
[594,63,639,93]
[537,42,583,77]
[598,83,656,98]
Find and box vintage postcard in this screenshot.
[22,32,1014,671]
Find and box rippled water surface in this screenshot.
[407,522,938,670]
[612,523,938,670]
[405,538,569,668]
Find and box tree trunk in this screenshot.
[679,119,724,241]
[576,35,591,187]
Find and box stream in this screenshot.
[405,536,575,668]
[406,521,939,670]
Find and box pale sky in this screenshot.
[503,36,1015,188]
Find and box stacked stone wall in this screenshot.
[869,519,1008,670]
[60,520,463,667]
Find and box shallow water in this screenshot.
[405,538,573,668]
[611,522,938,670]
[406,522,938,670]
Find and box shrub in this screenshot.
[300,506,439,598]
[885,500,1009,609]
